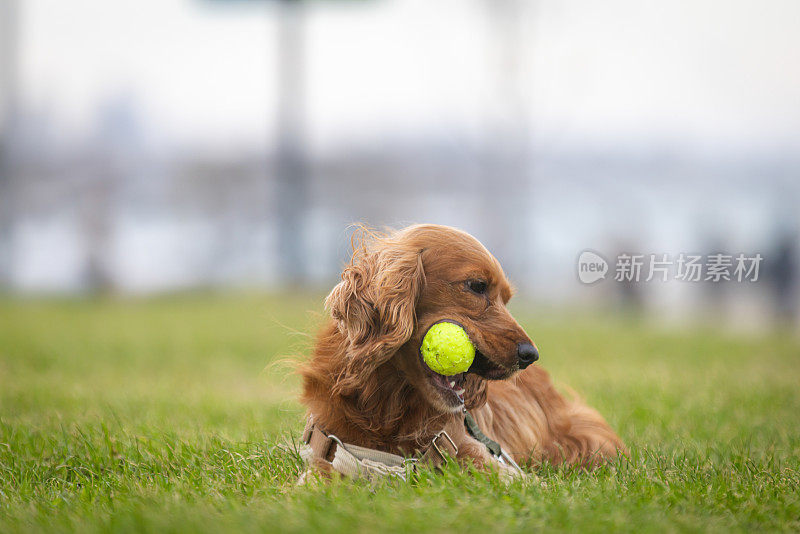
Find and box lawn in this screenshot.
[1,294,798,532]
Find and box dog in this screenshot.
[299,224,624,478]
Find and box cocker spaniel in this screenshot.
[299,224,624,479]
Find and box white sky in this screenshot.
[16,0,800,155]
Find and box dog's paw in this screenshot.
[489,457,535,484]
[297,458,339,485]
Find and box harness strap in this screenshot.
[300,418,457,480]
[464,411,524,474]
[303,418,336,462]
[418,430,459,468]
[464,412,502,456]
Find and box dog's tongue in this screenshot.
[453,385,465,403]
[434,373,466,402]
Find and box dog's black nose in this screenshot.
[517,342,539,369]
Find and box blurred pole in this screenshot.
[81,176,114,293]
[483,0,532,280]
[0,0,18,289]
[274,0,308,285]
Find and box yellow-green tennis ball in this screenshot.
[421,322,475,376]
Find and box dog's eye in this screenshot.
[467,280,488,295]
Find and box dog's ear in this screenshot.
[326,231,425,389]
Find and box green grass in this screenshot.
[1,294,799,532]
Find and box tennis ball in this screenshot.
[421,321,476,376]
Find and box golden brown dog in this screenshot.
[300,224,624,477]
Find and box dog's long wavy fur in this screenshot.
[300,224,625,475]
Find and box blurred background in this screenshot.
[1,0,799,330]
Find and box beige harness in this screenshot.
[300,417,458,481]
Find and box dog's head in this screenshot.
[326,224,538,414]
